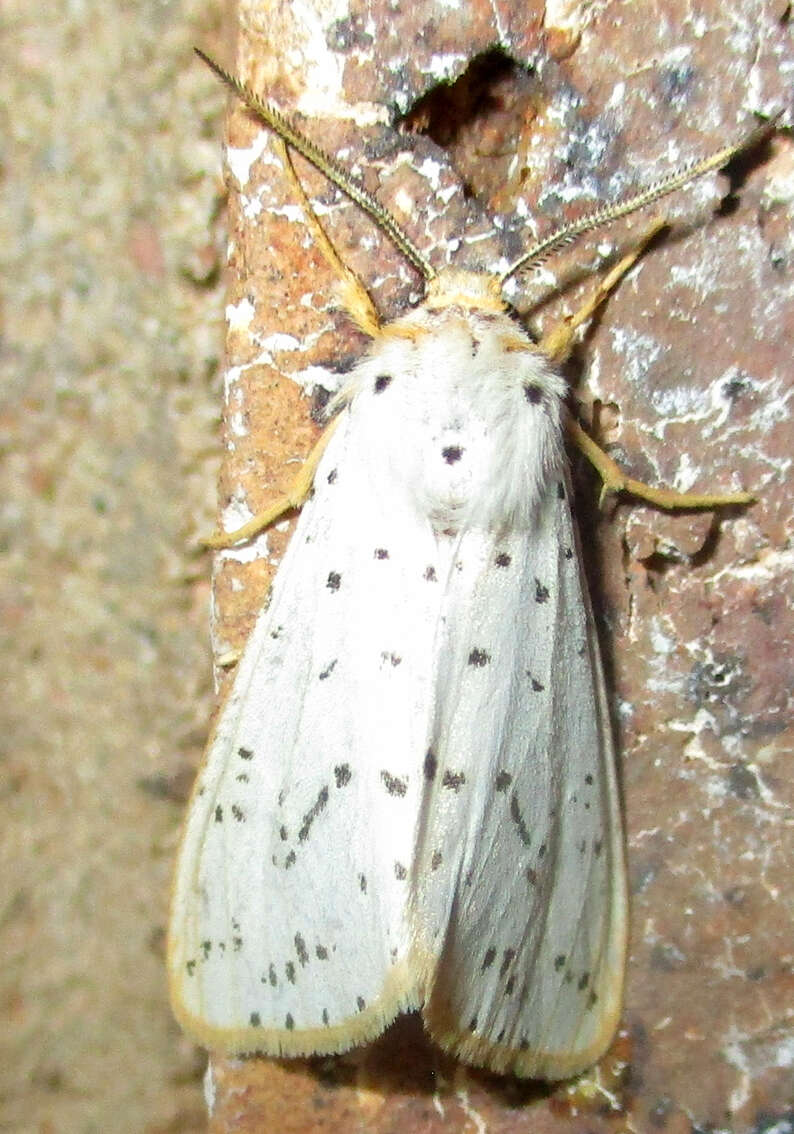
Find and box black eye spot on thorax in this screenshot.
[524,383,543,404]
[442,445,464,465]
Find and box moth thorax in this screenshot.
[395,315,566,534]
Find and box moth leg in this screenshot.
[202,415,341,548]
[540,219,666,364]
[566,413,755,510]
[539,221,754,509]
[277,139,382,339]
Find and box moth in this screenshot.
[168,50,764,1079]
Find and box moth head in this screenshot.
[424,272,506,315]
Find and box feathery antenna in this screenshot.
[500,116,779,284]
[197,49,778,291]
[195,49,436,281]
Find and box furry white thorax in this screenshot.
[335,273,567,534]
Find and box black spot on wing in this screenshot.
[431,850,442,870]
[238,747,254,760]
[442,770,466,792]
[424,565,437,582]
[495,552,511,567]
[327,467,337,484]
[481,947,496,971]
[424,750,437,780]
[468,647,491,667]
[285,962,296,984]
[394,862,407,880]
[319,659,337,680]
[298,786,329,842]
[534,579,549,603]
[510,792,532,847]
[357,996,366,1011]
[316,944,328,960]
[250,1011,261,1026]
[231,804,245,822]
[326,571,342,591]
[558,482,565,500]
[285,1013,295,1030]
[334,764,352,787]
[381,770,408,796]
[499,948,516,979]
[214,805,223,823]
[374,547,389,559]
[495,771,512,792]
[295,934,309,966]
[374,373,393,393]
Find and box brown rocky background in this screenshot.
[1,0,791,1132]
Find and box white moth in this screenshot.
[168,51,763,1080]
